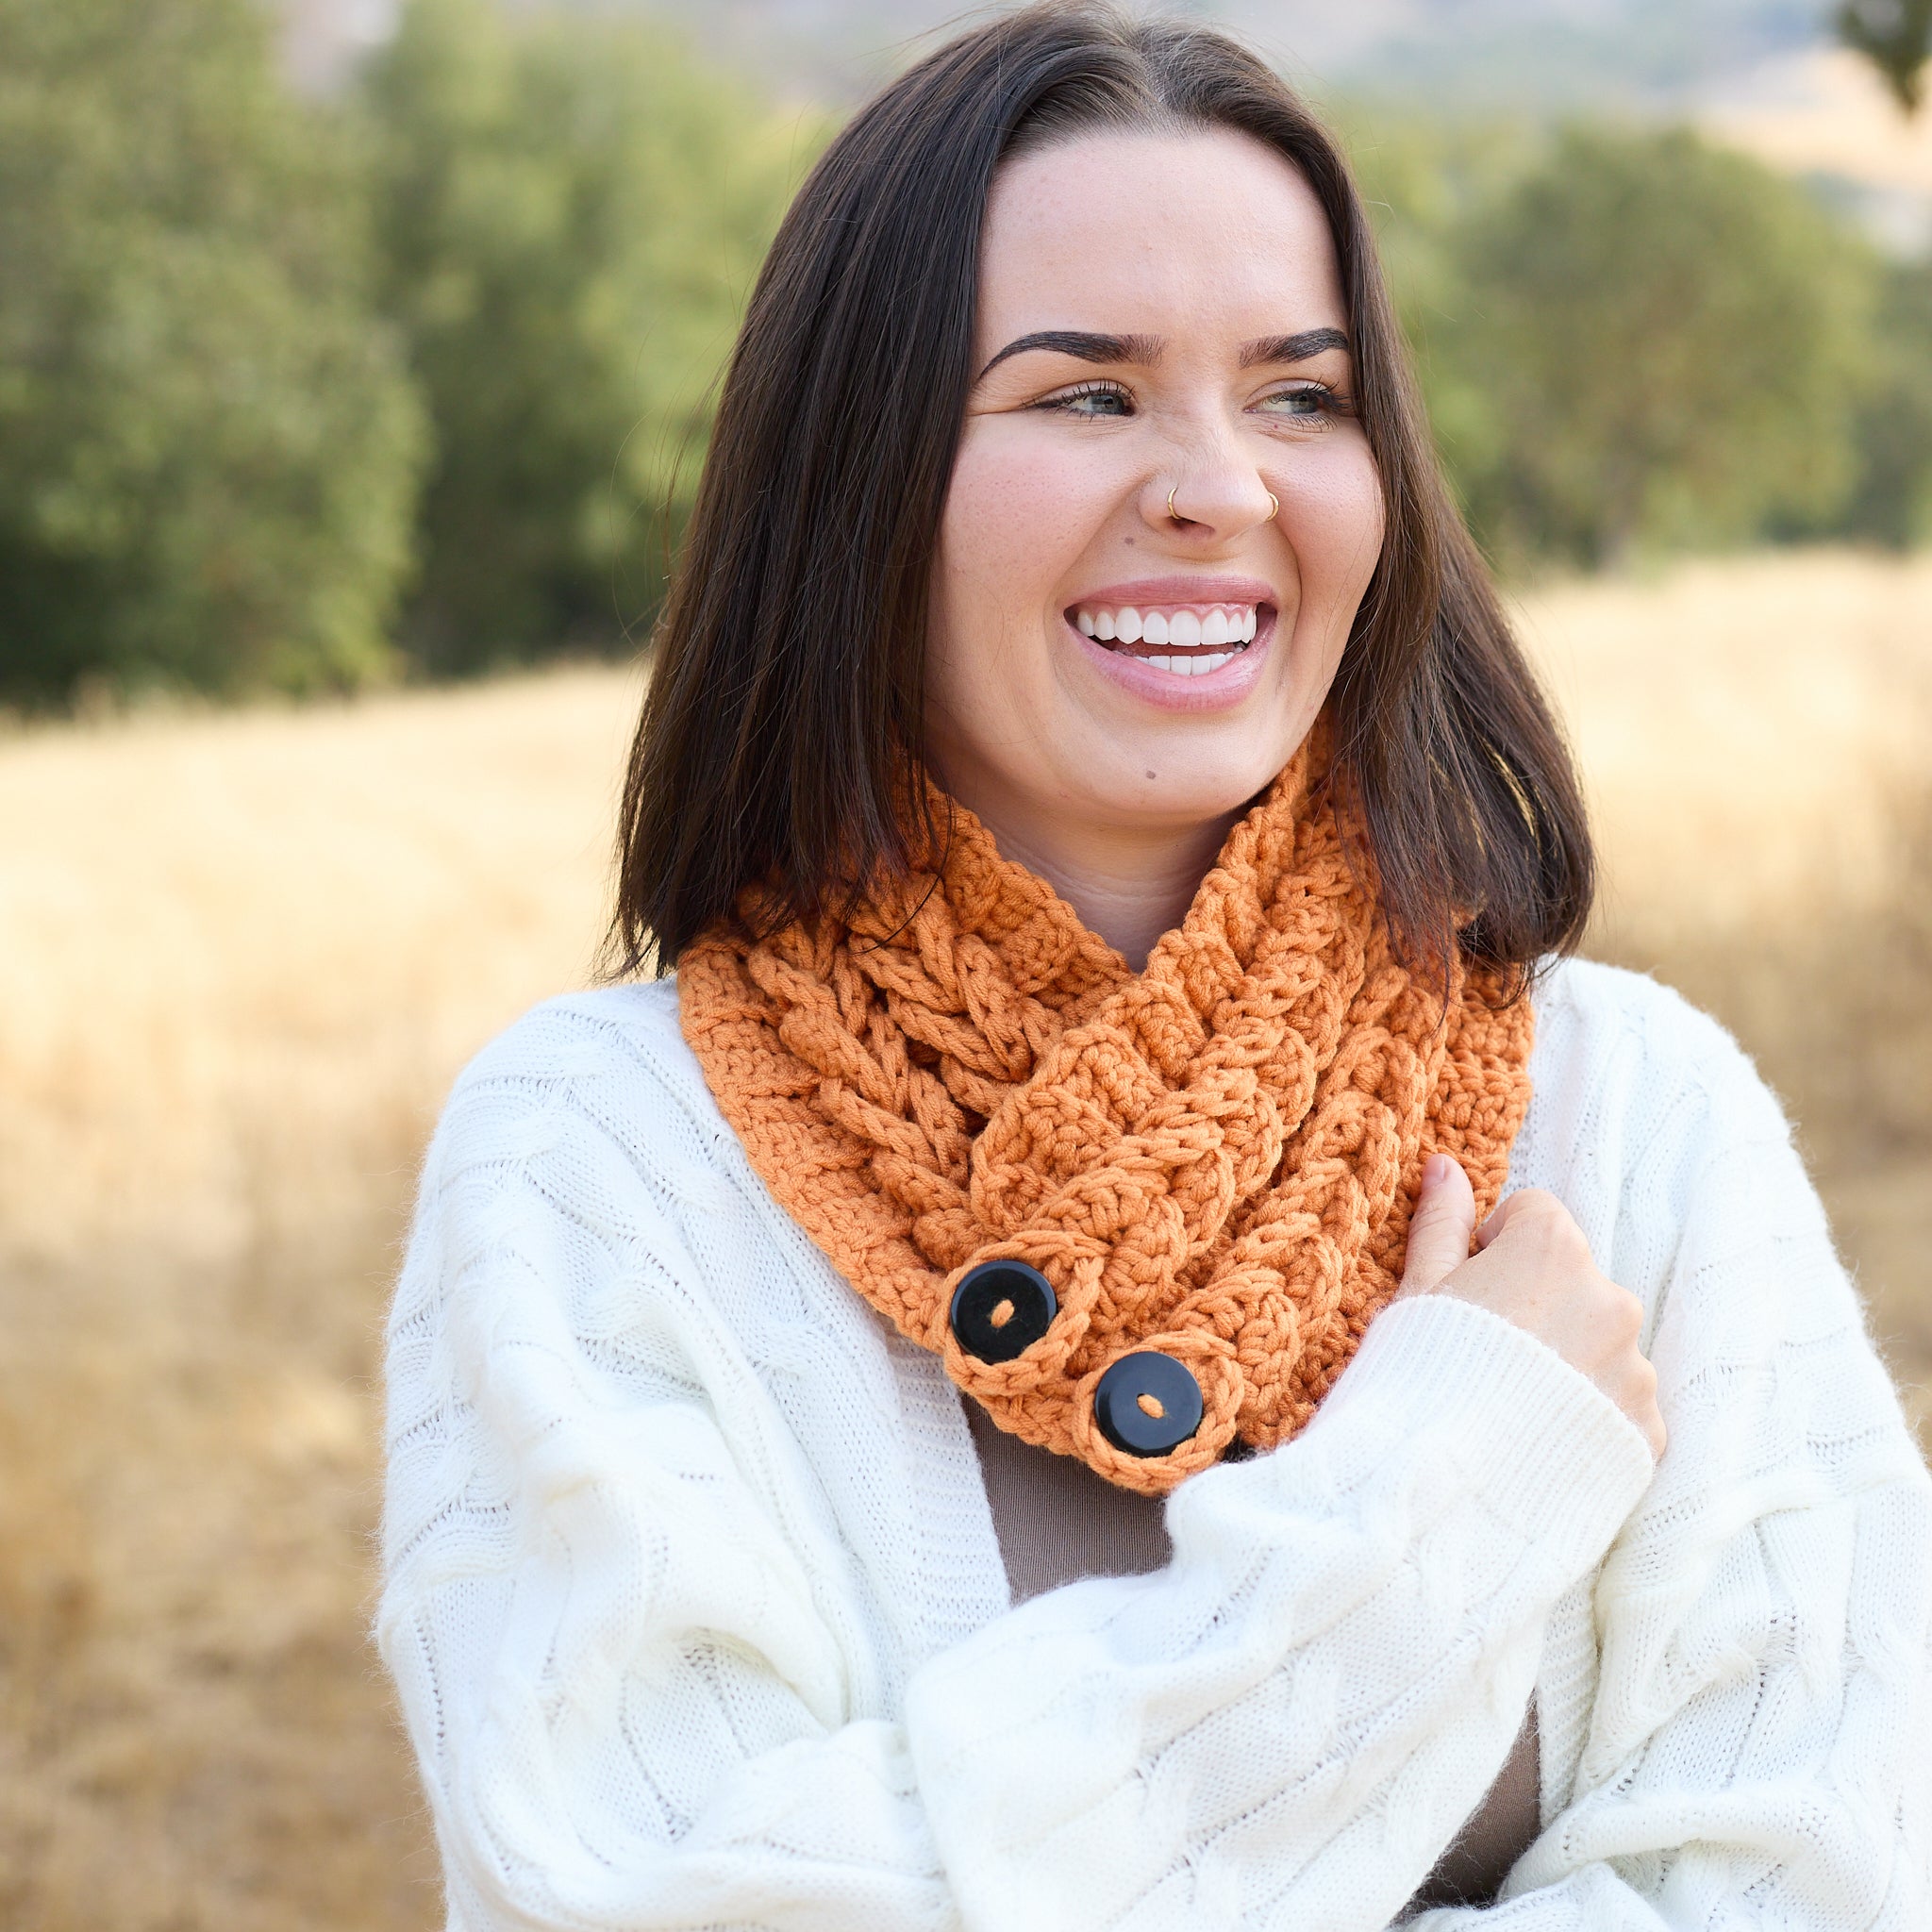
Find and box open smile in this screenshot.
[1072,600,1261,678]
[1060,576,1279,708]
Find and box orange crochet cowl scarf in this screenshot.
[677,734,1534,1495]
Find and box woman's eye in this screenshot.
[1257,385,1337,423]
[1041,383,1134,419]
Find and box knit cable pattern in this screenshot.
[678,739,1535,1493]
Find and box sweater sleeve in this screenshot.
[1405,994,1932,1930]
[378,1033,1657,1932]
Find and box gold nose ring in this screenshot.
[1167,486,1279,521]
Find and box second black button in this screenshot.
[1093,1351,1205,1457]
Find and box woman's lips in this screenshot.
[1064,602,1276,710]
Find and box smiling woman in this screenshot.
[927,128,1389,968]
[377,7,1932,1929]
[609,11,1588,987]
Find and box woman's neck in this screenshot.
[960,801,1240,972]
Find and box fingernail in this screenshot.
[1423,1154,1451,1188]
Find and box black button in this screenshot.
[1093,1352,1204,1457]
[949,1260,1058,1364]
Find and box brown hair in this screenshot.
[610,2,1591,983]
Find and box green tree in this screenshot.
[1338,109,1536,515]
[0,0,425,704]
[1840,257,1932,546]
[1838,0,1932,114]
[1428,125,1876,568]
[363,0,808,675]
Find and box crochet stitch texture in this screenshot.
[679,739,1535,1492]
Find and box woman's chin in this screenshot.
[1047,745,1293,834]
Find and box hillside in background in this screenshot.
[1262,0,1821,107]
[283,0,1829,103]
[679,0,1932,255]
[278,0,1932,253]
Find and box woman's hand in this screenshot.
[1399,1156,1667,1459]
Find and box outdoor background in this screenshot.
[3,0,1930,1925]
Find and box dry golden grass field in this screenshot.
[2,547,1929,1930]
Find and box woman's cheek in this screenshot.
[942,422,1115,607]
[1275,441,1385,611]
[930,428,1088,764]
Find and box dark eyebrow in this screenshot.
[1240,327,1351,368]
[974,329,1165,383]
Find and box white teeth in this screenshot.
[1133,649,1237,678]
[1070,602,1262,666]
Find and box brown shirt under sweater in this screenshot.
[967,1404,1541,1913]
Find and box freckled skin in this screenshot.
[924,127,1386,966]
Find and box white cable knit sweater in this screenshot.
[379,958,1932,1930]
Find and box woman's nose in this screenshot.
[1143,451,1277,539]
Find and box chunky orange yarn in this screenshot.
[678,735,1534,1495]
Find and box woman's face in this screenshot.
[927,125,1385,854]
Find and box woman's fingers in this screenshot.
[1427,1188,1668,1461]
[1398,1171,1667,1459]
[1397,1154,1477,1297]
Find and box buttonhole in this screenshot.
[990,1298,1014,1328]
[1137,1393,1165,1419]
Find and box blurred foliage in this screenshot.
[0,0,1926,706]
[1352,117,1924,570]
[1838,0,1932,113]
[0,0,424,703]
[1839,258,1932,545]
[1441,126,1874,567]
[361,0,810,675]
